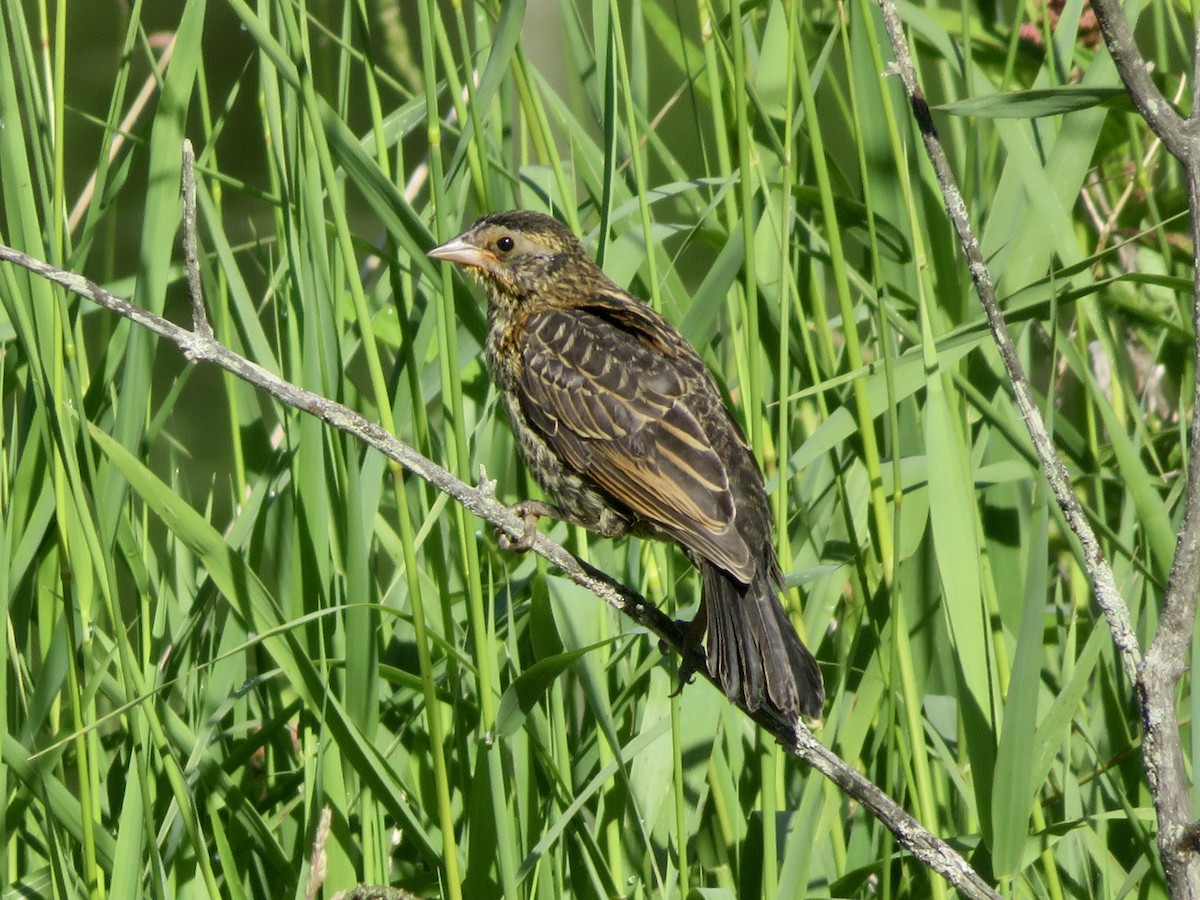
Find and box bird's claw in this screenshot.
[667,633,704,699]
[499,502,540,551]
[672,655,698,695]
[667,674,691,699]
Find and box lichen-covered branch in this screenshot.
[876,2,1200,894]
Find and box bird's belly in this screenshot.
[501,392,632,538]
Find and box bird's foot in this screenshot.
[499,500,559,551]
[669,649,709,699]
[667,616,708,699]
[669,658,697,699]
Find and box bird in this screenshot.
[428,209,825,721]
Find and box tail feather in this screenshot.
[701,562,825,720]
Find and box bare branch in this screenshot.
[875,0,1140,684]
[180,139,213,343]
[877,1,1200,894]
[1135,152,1200,898]
[1088,0,1193,158]
[1082,0,1200,893]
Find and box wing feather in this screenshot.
[518,306,755,582]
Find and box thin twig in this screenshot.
[1087,79,1184,270]
[1065,0,1200,891]
[1088,0,1192,159]
[180,139,212,342]
[1089,0,1200,892]
[877,1,1200,895]
[876,0,1139,683]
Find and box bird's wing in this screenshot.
[517,307,755,583]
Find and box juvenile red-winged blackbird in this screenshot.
[429,210,824,721]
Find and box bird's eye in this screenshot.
[496,235,515,253]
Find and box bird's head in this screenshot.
[427,210,593,304]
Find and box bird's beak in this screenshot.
[427,235,491,269]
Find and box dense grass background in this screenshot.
[1,0,1192,897]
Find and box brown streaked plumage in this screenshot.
[428,209,824,720]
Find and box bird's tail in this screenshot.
[700,562,825,720]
